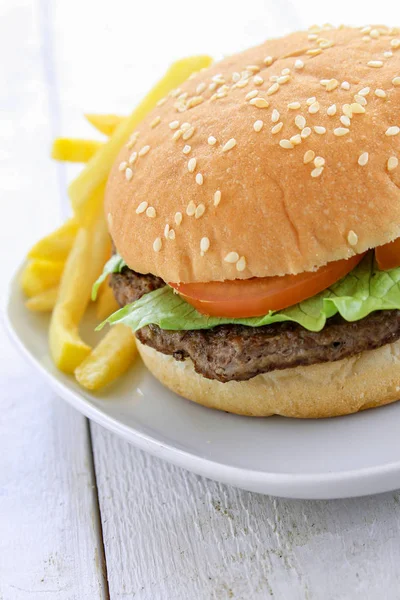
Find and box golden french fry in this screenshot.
[25,287,59,312]
[96,281,119,320]
[75,324,137,390]
[69,55,213,220]
[28,218,79,262]
[51,138,103,163]
[49,206,110,373]
[85,114,125,136]
[21,260,65,298]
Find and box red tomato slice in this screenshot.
[375,238,400,270]
[170,253,365,318]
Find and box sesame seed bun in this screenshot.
[136,339,400,418]
[106,24,400,283]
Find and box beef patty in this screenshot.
[110,267,400,383]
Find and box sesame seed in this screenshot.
[308,33,318,41]
[342,104,353,117]
[187,96,204,108]
[279,139,293,149]
[169,120,180,130]
[236,256,247,272]
[119,161,128,171]
[267,83,280,95]
[347,230,358,246]
[172,129,183,141]
[231,72,241,83]
[386,126,400,136]
[295,115,306,130]
[208,136,217,146]
[341,81,350,90]
[169,229,176,240]
[188,158,197,173]
[358,87,370,96]
[314,126,326,134]
[245,90,258,100]
[334,127,350,136]
[320,79,329,86]
[304,150,315,164]
[139,145,150,157]
[281,68,291,76]
[209,82,217,91]
[195,203,205,218]
[216,91,227,99]
[181,122,191,131]
[156,97,167,107]
[249,97,269,108]
[196,82,207,94]
[340,115,351,127]
[128,152,138,166]
[186,201,196,216]
[301,127,312,139]
[253,120,264,132]
[269,75,279,82]
[375,88,387,98]
[150,116,161,128]
[271,122,283,134]
[195,173,204,185]
[314,156,325,167]
[136,201,148,214]
[174,212,183,225]
[290,134,302,145]
[247,65,260,73]
[392,77,400,86]
[182,145,191,155]
[277,75,290,84]
[224,252,239,263]
[125,167,133,181]
[294,59,304,69]
[235,79,249,88]
[288,101,301,110]
[253,75,264,85]
[311,167,324,178]
[182,127,195,140]
[367,60,383,68]
[350,103,365,114]
[146,206,156,218]
[222,138,237,152]
[177,91,188,101]
[271,109,280,123]
[388,156,399,171]
[200,237,210,253]
[308,101,320,114]
[164,223,170,238]
[107,213,113,227]
[360,26,371,33]
[306,96,317,106]
[358,152,369,166]
[326,78,339,91]
[153,237,162,252]
[354,95,368,107]
[327,104,337,116]
[384,51,393,58]
[391,39,400,48]
[319,39,334,49]
[214,190,221,206]
[369,28,380,38]
[307,48,322,56]
[212,74,225,84]
[264,56,273,66]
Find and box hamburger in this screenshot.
[96,25,400,418]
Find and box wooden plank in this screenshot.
[92,426,400,600]
[0,0,108,597]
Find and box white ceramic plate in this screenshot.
[5,266,400,499]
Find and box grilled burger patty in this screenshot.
[110,267,400,383]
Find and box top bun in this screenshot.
[106,25,400,283]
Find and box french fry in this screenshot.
[25,287,59,312]
[75,324,137,390]
[28,218,79,262]
[85,114,125,136]
[49,206,109,373]
[69,55,213,222]
[96,282,119,320]
[21,259,65,298]
[51,138,103,163]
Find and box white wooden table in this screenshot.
[2,1,400,598]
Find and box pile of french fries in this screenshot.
[21,55,212,391]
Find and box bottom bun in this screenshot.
[136,339,400,418]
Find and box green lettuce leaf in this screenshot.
[97,254,400,333]
[91,254,127,301]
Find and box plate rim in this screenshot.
[5,265,400,499]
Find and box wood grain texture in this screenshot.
[91,425,400,600]
[0,0,107,597]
